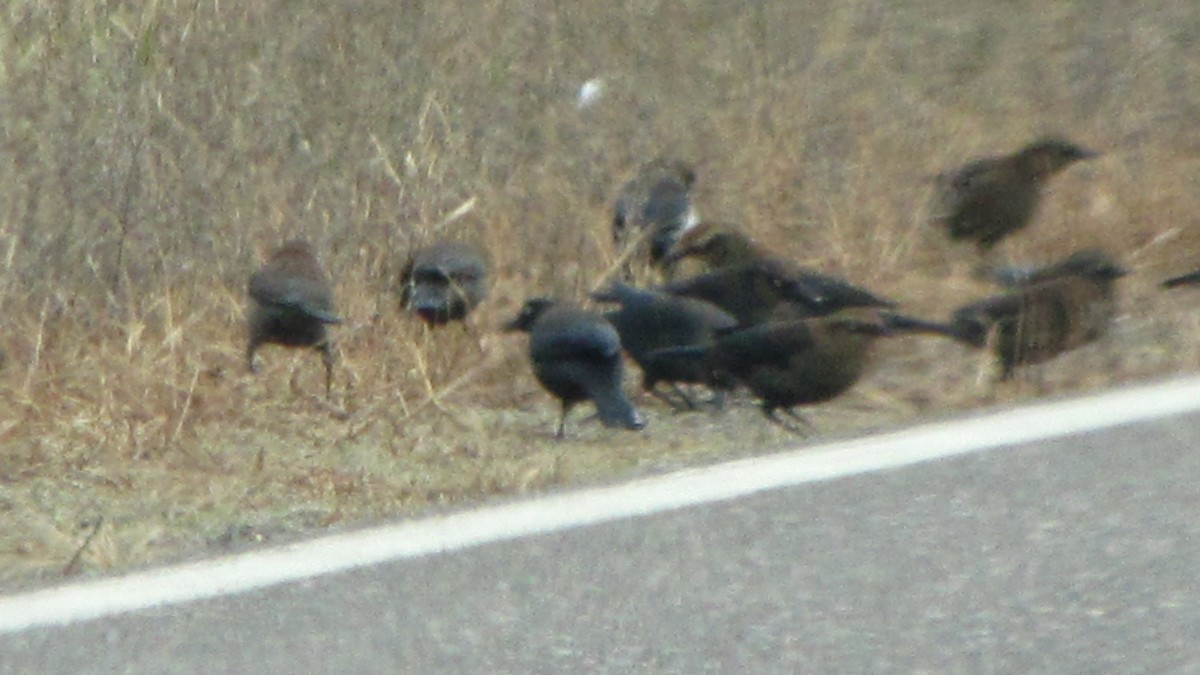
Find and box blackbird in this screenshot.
[931,137,1097,251]
[591,282,738,410]
[506,298,645,438]
[613,158,699,266]
[247,239,340,396]
[400,241,489,326]
[653,310,891,432]
[886,249,1126,379]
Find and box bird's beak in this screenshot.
[590,288,618,303]
[658,246,685,267]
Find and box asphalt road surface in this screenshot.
[4,384,1200,673]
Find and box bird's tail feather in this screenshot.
[1163,270,1200,289]
[585,377,646,431]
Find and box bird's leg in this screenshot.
[770,413,807,435]
[978,326,1003,399]
[648,386,690,412]
[668,384,700,411]
[319,342,335,399]
[556,404,569,440]
[646,383,698,412]
[246,341,260,374]
[707,388,727,412]
[764,407,811,435]
[781,407,815,431]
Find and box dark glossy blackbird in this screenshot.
[591,282,738,410]
[653,310,891,431]
[932,137,1097,251]
[247,239,340,396]
[613,158,699,265]
[506,298,645,438]
[400,241,488,326]
[886,249,1126,379]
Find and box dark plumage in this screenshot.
[780,271,897,318]
[506,298,645,438]
[991,249,1127,288]
[1162,269,1200,289]
[612,158,699,265]
[247,240,341,396]
[932,137,1098,251]
[654,311,890,431]
[660,260,812,326]
[660,224,895,326]
[886,249,1126,379]
[591,282,738,410]
[400,241,489,326]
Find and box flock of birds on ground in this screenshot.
[246,136,1200,438]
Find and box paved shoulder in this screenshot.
[5,382,1200,672]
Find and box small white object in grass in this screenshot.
[577,78,605,109]
[440,198,477,226]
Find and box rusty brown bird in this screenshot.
[652,310,891,432]
[661,223,895,326]
[886,249,1125,379]
[931,137,1097,251]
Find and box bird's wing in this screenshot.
[717,322,816,370]
[790,271,896,312]
[249,274,339,323]
[931,157,1008,221]
[532,328,621,364]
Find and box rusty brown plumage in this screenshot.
[931,137,1098,251]
[651,309,892,432]
[886,249,1125,379]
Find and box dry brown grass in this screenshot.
[3,0,1200,590]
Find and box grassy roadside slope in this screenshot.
[2,0,1200,589]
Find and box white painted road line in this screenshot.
[3,375,1200,634]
